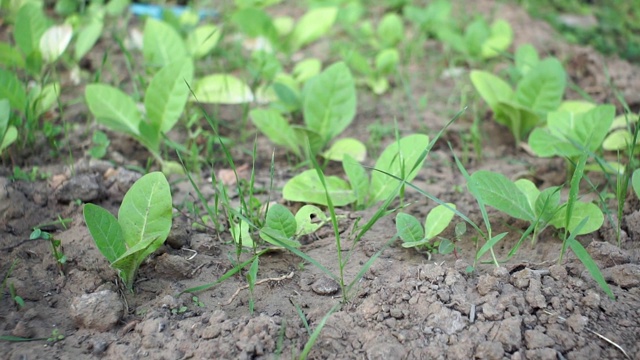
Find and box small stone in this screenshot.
[586,241,630,267]
[525,329,555,349]
[548,265,567,281]
[390,308,404,319]
[71,290,123,332]
[91,338,110,355]
[11,321,34,338]
[604,264,640,287]
[582,290,601,308]
[55,174,105,202]
[474,341,504,360]
[566,313,588,333]
[511,269,533,289]
[311,277,339,295]
[154,253,194,279]
[166,219,191,249]
[491,267,509,281]
[477,275,500,296]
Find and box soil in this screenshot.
[2,1,640,359]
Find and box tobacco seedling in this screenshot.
[468,170,604,246]
[0,99,17,155]
[30,228,66,275]
[602,112,639,153]
[470,55,566,143]
[396,203,456,257]
[1,260,24,308]
[85,58,194,165]
[83,172,173,290]
[437,17,513,61]
[282,134,430,208]
[251,61,364,161]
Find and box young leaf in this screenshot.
[377,13,404,47]
[369,134,430,204]
[0,127,17,154]
[375,48,400,76]
[118,172,172,249]
[0,42,26,69]
[14,2,51,56]
[0,69,27,112]
[343,154,369,208]
[186,25,221,59]
[39,24,72,63]
[0,99,10,143]
[493,101,541,142]
[264,204,297,239]
[293,58,322,83]
[250,109,300,157]
[515,58,565,113]
[549,202,603,235]
[83,204,126,263]
[468,170,535,221]
[303,62,356,145]
[633,169,640,200]
[514,44,539,76]
[514,178,540,210]
[143,18,188,68]
[396,213,424,244]
[144,58,194,133]
[295,205,327,236]
[85,84,142,136]
[283,169,355,206]
[290,7,338,50]
[322,138,366,162]
[481,19,513,59]
[191,74,254,104]
[424,203,456,240]
[534,186,561,223]
[470,70,514,110]
[75,21,103,61]
[231,219,254,248]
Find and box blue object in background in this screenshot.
[129,3,217,20]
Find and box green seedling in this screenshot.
[30,228,66,275]
[633,169,640,200]
[282,134,429,208]
[403,0,451,36]
[83,172,173,290]
[2,260,24,308]
[47,329,64,343]
[470,55,566,143]
[251,61,363,161]
[0,99,17,155]
[85,58,194,166]
[529,104,616,159]
[437,17,513,61]
[88,130,110,159]
[396,203,456,257]
[468,170,604,246]
[602,113,640,152]
[230,204,329,249]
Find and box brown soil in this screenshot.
[2,1,640,359]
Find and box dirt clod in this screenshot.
[70,290,123,332]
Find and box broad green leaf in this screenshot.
[75,21,103,61]
[14,2,50,56]
[438,239,455,254]
[264,204,297,238]
[549,202,603,235]
[603,130,638,151]
[303,62,356,145]
[293,58,322,84]
[230,7,278,43]
[144,58,194,133]
[369,134,430,204]
[191,74,254,104]
[529,105,615,157]
[396,213,424,244]
[468,170,535,221]
[470,70,514,110]
[514,178,539,210]
[494,101,541,142]
[322,138,366,162]
[33,82,60,119]
[273,16,294,36]
[425,203,456,240]
[515,58,566,113]
[514,44,539,76]
[0,69,27,112]
[0,126,17,154]
[0,99,9,142]
[535,186,561,223]
[557,100,595,114]
[295,205,327,236]
[118,172,172,249]
[609,113,639,130]
[377,13,404,47]
[343,154,368,208]
[187,25,221,59]
[83,204,126,263]
[463,18,489,57]
[85,84,141,136]
[283,169,355,206]
[0,42,26,69]
[632,169,640,200]
[250,109,300,156]
[143,18,188,68]
[481,19,513,59]
[40,24,72,63]
[231,220,254,248]
[290,7,338,50]
[375,48,399,76]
